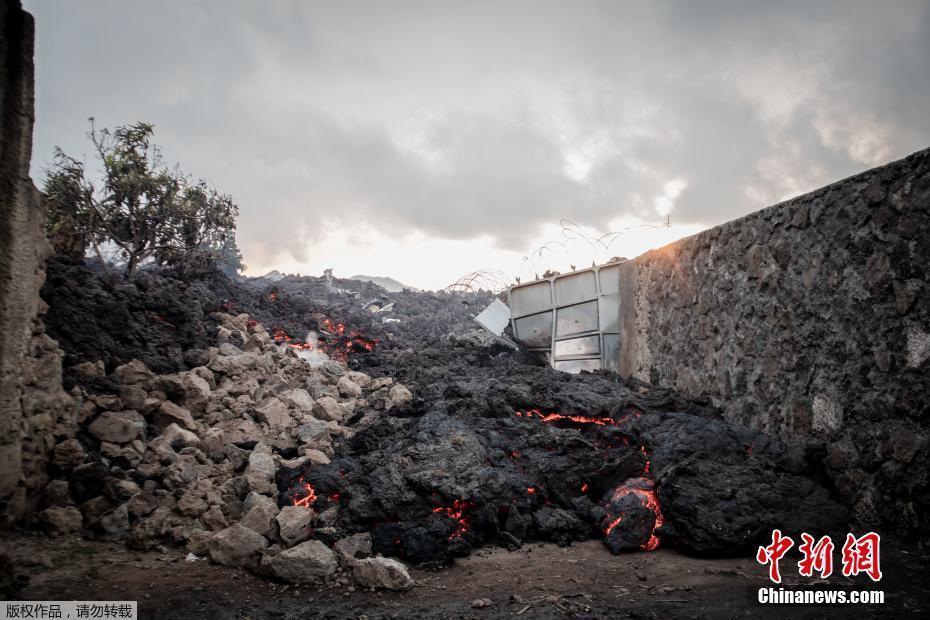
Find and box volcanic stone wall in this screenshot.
[0,0,73,523]
[618,148,930,537]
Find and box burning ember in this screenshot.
[322,318,346,335]
[271,317,379,362]
[268,291,279,301]
[432,500,475,540]
[272,328,314,351]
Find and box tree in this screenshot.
[215,234,246,279]
[44,119,240,277]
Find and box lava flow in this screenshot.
[516,407,664,552]
[515,408,642,427]
[602,477,665,551]
[516,409,616,426]
[432,500,475,540]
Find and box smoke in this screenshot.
[294,331,330,368]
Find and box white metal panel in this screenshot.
[510,281,552,317]
[514,311,553,348]
[598,293,620,332]
[552,358,601,374]
[556,300,599,337]
[553,270,597,306]
[473,299,511,336]
[602,334,620,373]
[554,335,600,358]
[598,265,621,295]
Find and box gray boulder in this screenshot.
[333,532,373,565]
[353,556,415,591]
[39,506,83,534]
[208,523,268,570]
[155,401,196,431]
[281,389,315,413]
[88,410,145,444]
[269,540,336,584]
[240,494,280,538]
[297,418,333,444]
[255,397,294,430]
[275,505,314,547]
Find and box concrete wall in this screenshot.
[619,148,930,537]
[0,0,73,523]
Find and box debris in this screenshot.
[472,298,511,337]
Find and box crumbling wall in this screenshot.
[0,0,73,523]
[619,147,930,537]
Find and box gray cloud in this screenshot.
[25,0,930,266]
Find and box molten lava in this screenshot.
[432,499,475,540]
[516,406,663,552]
[515,408,642,427]
[292,477,318,509]
[603,477,665,551]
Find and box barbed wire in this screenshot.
[442,269,512,293]
[446,215,673,291]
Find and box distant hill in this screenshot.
[349,274,418,292]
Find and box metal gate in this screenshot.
[507,262,622,373]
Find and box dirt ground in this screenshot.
[2,532,927,619]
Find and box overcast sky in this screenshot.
[25,0,930,289]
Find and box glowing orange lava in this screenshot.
[432,499,475,540]
[272,328,314,351]
[322,318,346,335]
[292,477,317,509]
[603,477,665,551]
[515,408,642,427]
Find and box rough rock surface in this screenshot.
[352,556,415,591]
[208,524,268,570]
[0,0,74,523]
[269,540,337,584]
[619,148,930,539]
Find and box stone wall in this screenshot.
[618,148,930,538]
[0,0,72,523]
